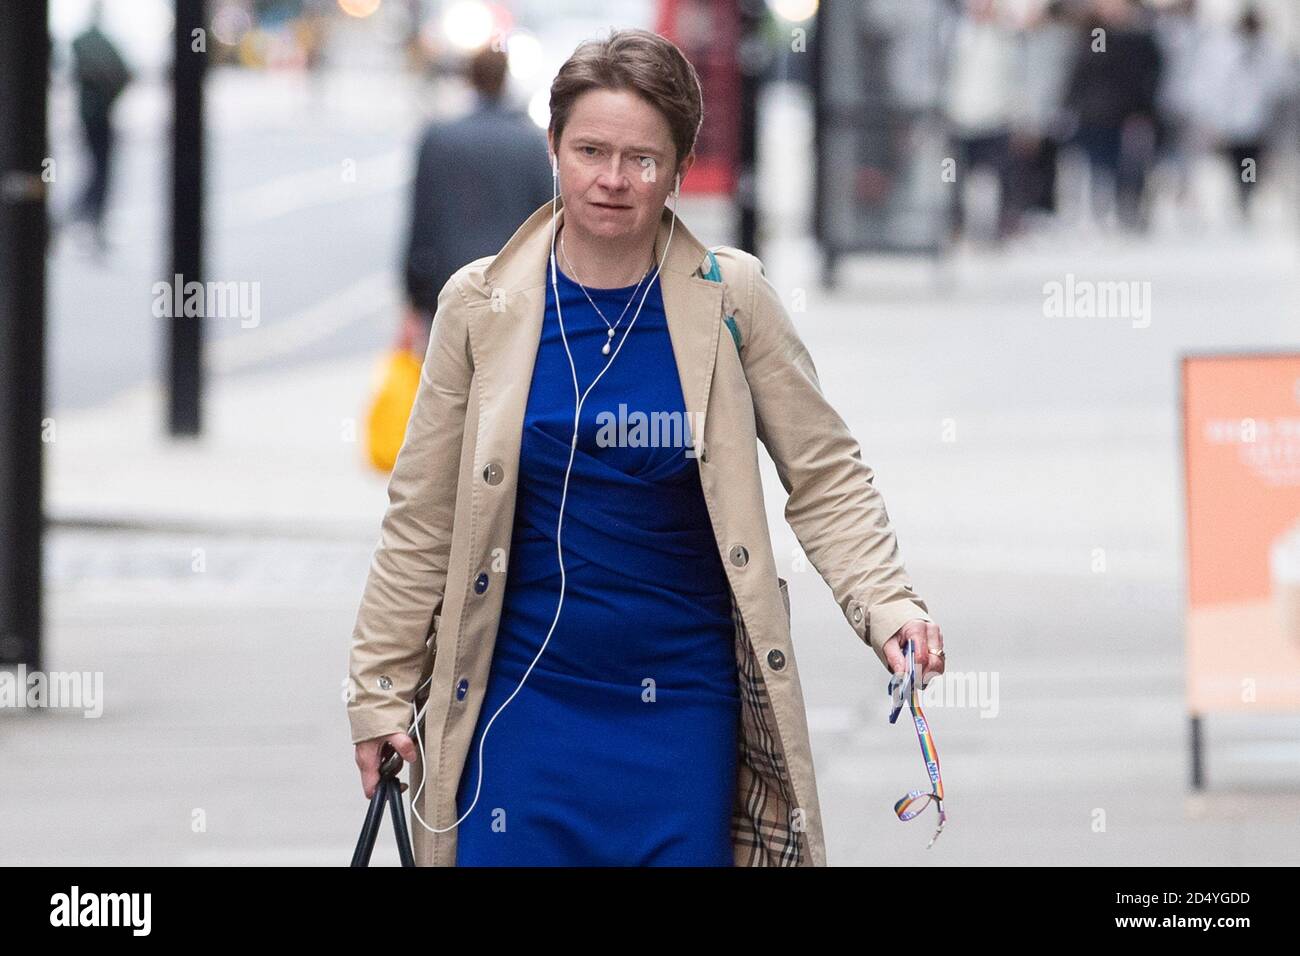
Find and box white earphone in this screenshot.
[405,149,680,836]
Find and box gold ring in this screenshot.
[929,646,945,660]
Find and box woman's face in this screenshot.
[548,87,694,244]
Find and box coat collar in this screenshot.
[472,196,726,457]
[483,193,711,291]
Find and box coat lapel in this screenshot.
[470,196,725,460]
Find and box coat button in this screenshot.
[456,678,469,700]
[766,648,785,670]
[852,604,864,625]
[729,544,749,567]
[474,572,489,594]
[482,462,504,485]
[377,675,392,690]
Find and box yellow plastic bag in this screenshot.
[366,349,422,473]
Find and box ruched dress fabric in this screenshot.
[453,255,740,866]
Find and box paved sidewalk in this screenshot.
[46,353,395,537]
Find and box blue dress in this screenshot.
[453,256,740,866]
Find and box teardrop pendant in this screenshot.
[601,341,611,355]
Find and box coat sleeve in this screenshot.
[347,271,474,744]
[724,248,934,672]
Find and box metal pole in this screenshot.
[1190,714,1204,790]
[0,0,49,673]
[736,0,767,256]
[168,0,206,436]
[811,1,833,287]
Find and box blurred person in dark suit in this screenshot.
[398,45,553,355]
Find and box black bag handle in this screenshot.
[350,741,416,867]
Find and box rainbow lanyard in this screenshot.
[887,638,947,848]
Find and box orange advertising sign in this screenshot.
[1183,353,1300,713]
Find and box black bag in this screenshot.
[350,742,416,867]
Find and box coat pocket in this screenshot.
[414,612,441,713]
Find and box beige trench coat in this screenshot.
[347,195,934,866]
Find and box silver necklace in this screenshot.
[560,232,654,356]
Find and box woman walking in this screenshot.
[349,28,944,867]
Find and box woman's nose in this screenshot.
[596,160,628,191]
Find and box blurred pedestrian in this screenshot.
[944,0,1019,241]
[67,0,132,254]
[1197,5,1297,222]
[1151,0,1211,227]
[1062,0,1163,232]
[1005,0,1080,233]
[399,44,552,356]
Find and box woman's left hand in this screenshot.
[883,619,945,689]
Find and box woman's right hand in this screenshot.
[355,732,419,800]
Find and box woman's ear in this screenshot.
[676,150,697,187]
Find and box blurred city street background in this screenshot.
[2,0,1300,865]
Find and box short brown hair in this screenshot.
[548,28,704,178]
[468,45,508,98]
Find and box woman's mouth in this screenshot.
[591,201,631,210]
